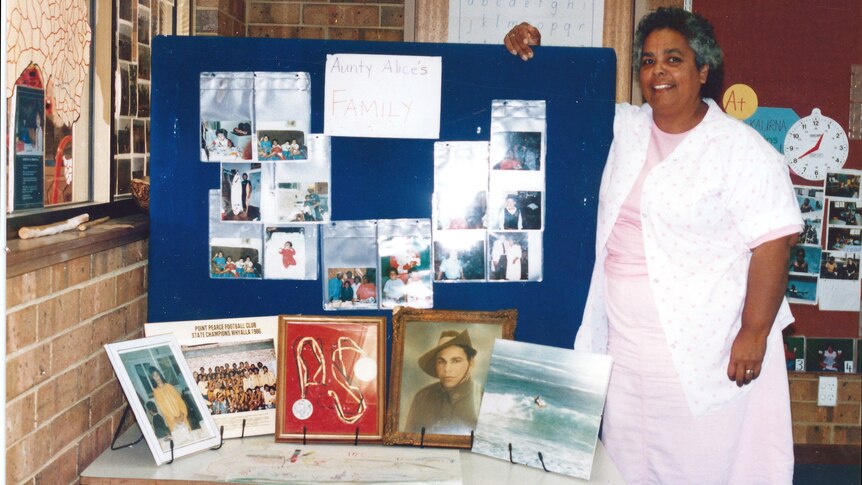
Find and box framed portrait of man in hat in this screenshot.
[384,307,517,448]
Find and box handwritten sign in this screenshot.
[324,54,442,139]
[448,0,604,47]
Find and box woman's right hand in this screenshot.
[504,22,541,61]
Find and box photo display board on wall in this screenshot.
[148,37,615,349]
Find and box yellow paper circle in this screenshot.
[722,83,758,120]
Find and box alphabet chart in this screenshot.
[447,0,604,47]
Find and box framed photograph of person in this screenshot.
[824,171,861,200]
[384,307,517,448]
[433,230,486,282]
[488,191,543,231]
[490,131,542,171]
[104,334,221,465]
[804,338,854,373]
[785,274,817,305]
[323,267,378,310]
[783,336,805,372]
[256,127,307,161]
[275,315,386,443]
[787,244,821,276]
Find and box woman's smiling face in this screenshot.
[639,28,708,121]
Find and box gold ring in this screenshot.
[508,33,516,38]
[745,369,754,375]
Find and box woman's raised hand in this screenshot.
[504,22,542,61]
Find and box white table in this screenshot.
[81,427,624,484]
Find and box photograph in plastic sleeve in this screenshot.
[488,191,542,231]
[221,163,263,222]
[183,340,278,420]
[254,72,311,162]
[256,128,307,161]
[322,221,379,311]
[487,231,543,282]
[202,121,253,162]
[433,190,487,230]
[272,181,329,223]
[783,336,805,372]
[200,72,254,162]
[820,251,860,280]
[379,222,433,309]
[824,171,861,199]
[209,190,264,279]
[325,268,378,309]
[433,230,486,282]
[826,227,861,252]
[264,225,319,280]
[787,244,821,276]
[804,337,854,373]
[433,141,489,230]
[827,199,862,227]
[489,100,546,173]
[785,274,817,305]
[263,135,332,223]
[490,131,542,171]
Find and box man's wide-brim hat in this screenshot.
[418,330,477,377]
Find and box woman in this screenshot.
[506,8,801,484]
[149,367,191,434]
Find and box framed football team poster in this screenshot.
[275,315,386,443]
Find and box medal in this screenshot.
[292,398,313,420]
[295,337,326,421]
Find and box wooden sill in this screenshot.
[5,214,149,278]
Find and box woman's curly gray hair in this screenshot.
[632,7,724,100]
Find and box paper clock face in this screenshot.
[784,108,849,181]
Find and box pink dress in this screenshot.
[601,123,794,484]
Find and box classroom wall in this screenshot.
[4,235,148,485]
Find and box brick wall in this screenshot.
[193,0,405,41]
[789,372,862,446]
[195,0,247,36]
[5,238,148,485]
